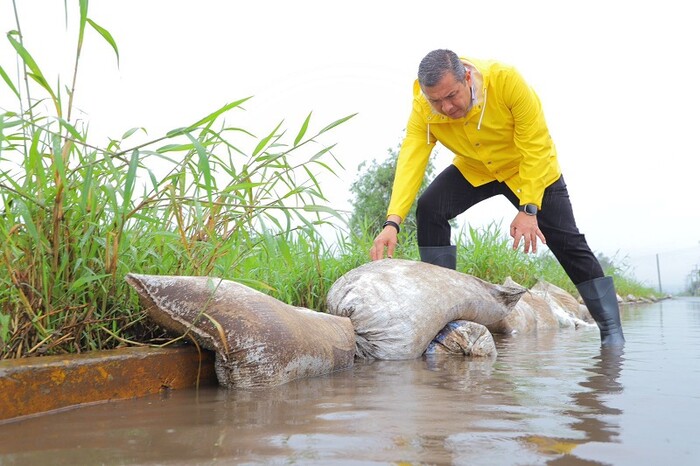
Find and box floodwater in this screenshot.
[1,298,700,466]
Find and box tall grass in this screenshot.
[454,222,575,292]
[0,1,352,358]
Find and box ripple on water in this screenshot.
[315,410,372,421]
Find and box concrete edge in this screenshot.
[0,345,217,424]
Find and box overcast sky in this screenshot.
[2,0,699,291]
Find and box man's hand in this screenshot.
[510,212,546,254]
[370,216,402,260]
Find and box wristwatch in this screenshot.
[382,220,400,234]
[519,204,538,216]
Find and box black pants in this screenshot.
[416,165,603,285]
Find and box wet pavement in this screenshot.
[1,298,699,465]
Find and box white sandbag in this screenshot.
[424,320,497,357]
[126,274,355,389]
[326,259,526,360]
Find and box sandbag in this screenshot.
[486,298,538,335]
[523,288,562,331]
[487,277,559,335]
[326,259,526,360]
[424,321,497,357]
[126,274,355,389]
[530,280,595,329]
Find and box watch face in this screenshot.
[522,204,537,215]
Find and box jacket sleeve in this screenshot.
[386,105,435,220]
[502,67,555,208]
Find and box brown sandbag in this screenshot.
[487,277,560,335]
[326,259,526,360]
[523,289,562,331]
[125,274,355,389]
[486,298,538,335]
[531,280,595,328]
[486,278,538,335]
[424,320,497,357]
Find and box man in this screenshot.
[369,49,624,346]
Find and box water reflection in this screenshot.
[574,347,625,441]
[526,346,625,463]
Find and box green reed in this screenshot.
[0,1,353,357]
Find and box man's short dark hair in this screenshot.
[418,49,466,87]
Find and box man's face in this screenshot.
[421,71,471,119]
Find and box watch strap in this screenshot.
[382,220,400,234]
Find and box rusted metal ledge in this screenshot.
[0,345,217,423]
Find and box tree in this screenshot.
[348,145,435,239]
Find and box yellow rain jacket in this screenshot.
[387,57,561,221]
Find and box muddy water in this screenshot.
[1,298,700,465]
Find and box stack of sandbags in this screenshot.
[126,263,598,390]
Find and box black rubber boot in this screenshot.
[576,276,626,346]
[419,245,457,270]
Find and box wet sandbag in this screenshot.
[530,280,595,329]
[487,277,559,335]
[326,259,526,360]
[126,274,355,389]
[424,321,497,357]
